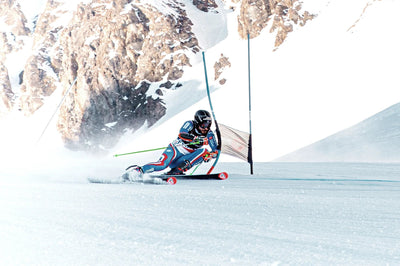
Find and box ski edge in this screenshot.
[87,176,176,185]
[152,172,229,180]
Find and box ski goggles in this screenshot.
[199,120,211,129]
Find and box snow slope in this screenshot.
[1,162,399,265]
[277,102,400,162]
[3,0,400,163]
[110,0,400,162]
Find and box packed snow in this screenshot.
[1,162,400,265]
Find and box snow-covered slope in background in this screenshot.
[239,0,400,161]
[112,0,400,163]
[277,102,400,162]
[2,0,400,169]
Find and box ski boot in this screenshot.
[166,160,191,175]
[122,165,143,182]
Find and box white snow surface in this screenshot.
[1,162,400,265]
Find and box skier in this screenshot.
[124,110,219,180]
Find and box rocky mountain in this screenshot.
[277,103,400,162]
[1,0,314,151]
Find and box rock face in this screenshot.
[237,0,315,47]
[55,0,200,150]
[0,62,13,114]
[214,53,231,85]
[0,0,30,114]
[0,0,314,151]
[18,0,62,115]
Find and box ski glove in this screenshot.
[203,151,218,162]
[193,136,208,146]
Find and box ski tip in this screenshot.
[218,172,229,180]
[166,176,177,185]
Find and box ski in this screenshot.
[88,175,177,185]
[153,172,228,180]
[88,172,227,185]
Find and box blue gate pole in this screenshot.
[202,51,222,174]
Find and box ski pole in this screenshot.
[113,140,203,158]
[113,147,167,157]
[190,151,218,175]
[190,164,201,175]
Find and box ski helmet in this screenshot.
[194,110,212,129]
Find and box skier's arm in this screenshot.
[178,132,195,143]
[179,132,208,145]
[207,130,218,152]
[177,121,211,146]
[201,131,218,163]
[177,121,198,144]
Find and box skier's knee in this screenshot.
[178,160,191,172]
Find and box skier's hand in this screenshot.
[193,136,208,146]
[203,151,218,162]
[203,152,212,162]
[210,150,218,158]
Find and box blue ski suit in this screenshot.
[141,120,218,174]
